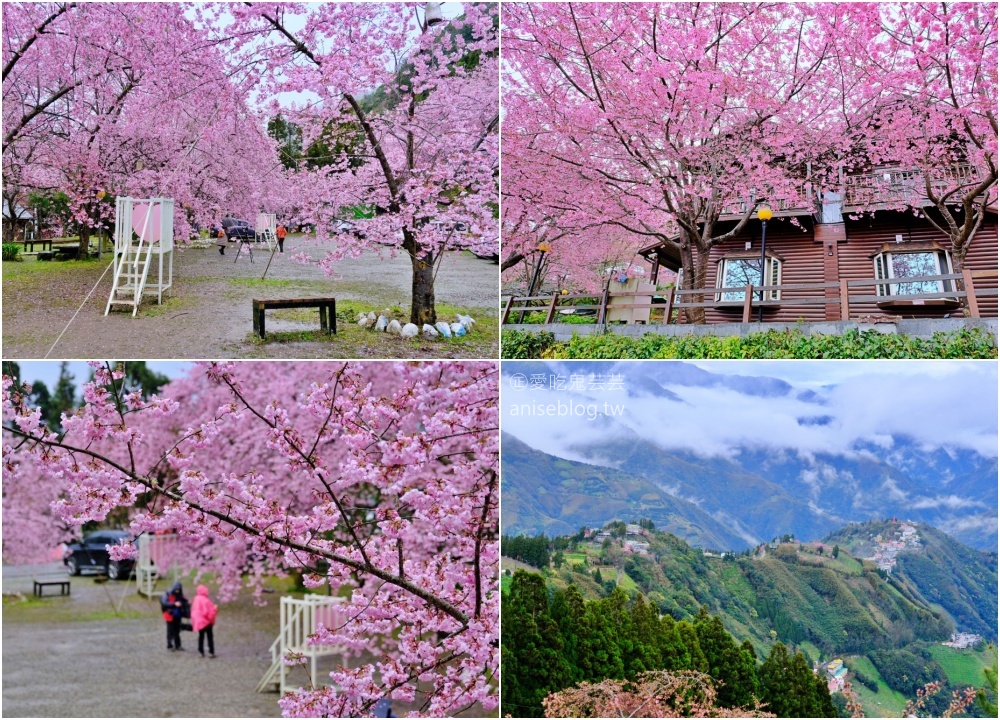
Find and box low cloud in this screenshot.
[937,514,999,536]
[880,478,909,502]
[911,495,984,510]
[502,362,998,463]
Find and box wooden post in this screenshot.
[501,296,514,325]
[597,287,610,325]
[840,279,850,321]
[545,293,559,324]
[663,287,674,325]
[742,285,753,323]
[962,268,980,318]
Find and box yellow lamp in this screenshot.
[757,205,773,221]
[96,190,106,200]
[561,289,568,295]
[538,242,551,252]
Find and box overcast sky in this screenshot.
[12,361,192,393]
[502,360,998,461]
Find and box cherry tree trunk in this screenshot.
[77,226,90,260]
[950,245,970,316]
[404,230,436,326]
[680,237,710,325]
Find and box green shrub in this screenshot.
[501,327,997,359]
[500,329,556,358]
[2,243,21,261]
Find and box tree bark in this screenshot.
[77,225,90,260]
[404,230,436,326]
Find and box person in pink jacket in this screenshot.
[190,584,218,658]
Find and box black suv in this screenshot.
[222,217,255,241]
[64,530,135,580]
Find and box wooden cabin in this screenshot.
[639,168,998,322]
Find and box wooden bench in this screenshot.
[54,245,80,260]
[33,578,71,597]
[22,238,52,253]
[253,298,337,339]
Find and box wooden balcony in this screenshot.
[717,194,817,222]
[842,164,989,211]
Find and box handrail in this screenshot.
[502,268,996,326]
[842,164,989,207]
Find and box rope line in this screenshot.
[44,260,114,359]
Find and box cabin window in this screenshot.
[873,249,952,297]
[716,257,781,302]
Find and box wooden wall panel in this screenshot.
[675,212,997,323]
[840,213,997,319]
[697,219,827,324]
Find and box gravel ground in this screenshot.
[3,562,496,718]
[2,236,499,359]
[2,562,286,717]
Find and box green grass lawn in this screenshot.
[797,640,822,664]
[925,643,997,688]
[562,553,588,566]
[844,655,910,718]
[243,298,497,358]
[617,570,638,593]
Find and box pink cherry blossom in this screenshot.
[3,361,499,717]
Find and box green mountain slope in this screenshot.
[512,524,979,659]
[501,433,753,550]
[824,520,998,639]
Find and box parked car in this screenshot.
[333,221,367,239]
[64,530,135,580]
[222,217,254,241]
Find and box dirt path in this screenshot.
[2,562,284,717]
[2,236,499,359]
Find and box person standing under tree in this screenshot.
[276,223,287,253]
[160,582,189,651]
[191,584,218,658]
[216,226,227,256]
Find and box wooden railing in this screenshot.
[502,269,998,326]
[842,164,988,208]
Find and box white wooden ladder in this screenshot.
[256,595,348,695]
[104,197,172,317]
[105,237,155,317]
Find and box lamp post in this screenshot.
[424,3,444,28]
[527,241,550,298]
[520,241,551,323]
[756,205,773,322]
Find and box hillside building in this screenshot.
[638,165,997,322]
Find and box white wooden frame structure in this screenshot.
[134,533,183,597]
[105,197,174,316]
[255,213,277,250]
[257,595,349,695]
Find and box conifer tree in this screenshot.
[695,608,760,708]
[502,571,572,717]
[760,642,837,717]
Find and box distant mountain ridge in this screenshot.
[502,361,998,551]
[502,433,754,550]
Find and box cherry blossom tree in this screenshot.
[542,671,774,718]
[2,2,286,253]
[216,2,500,325]
[832,2,997,283]
[502,2,835,321]
[502,2,997,320]
[3,361,499,717]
